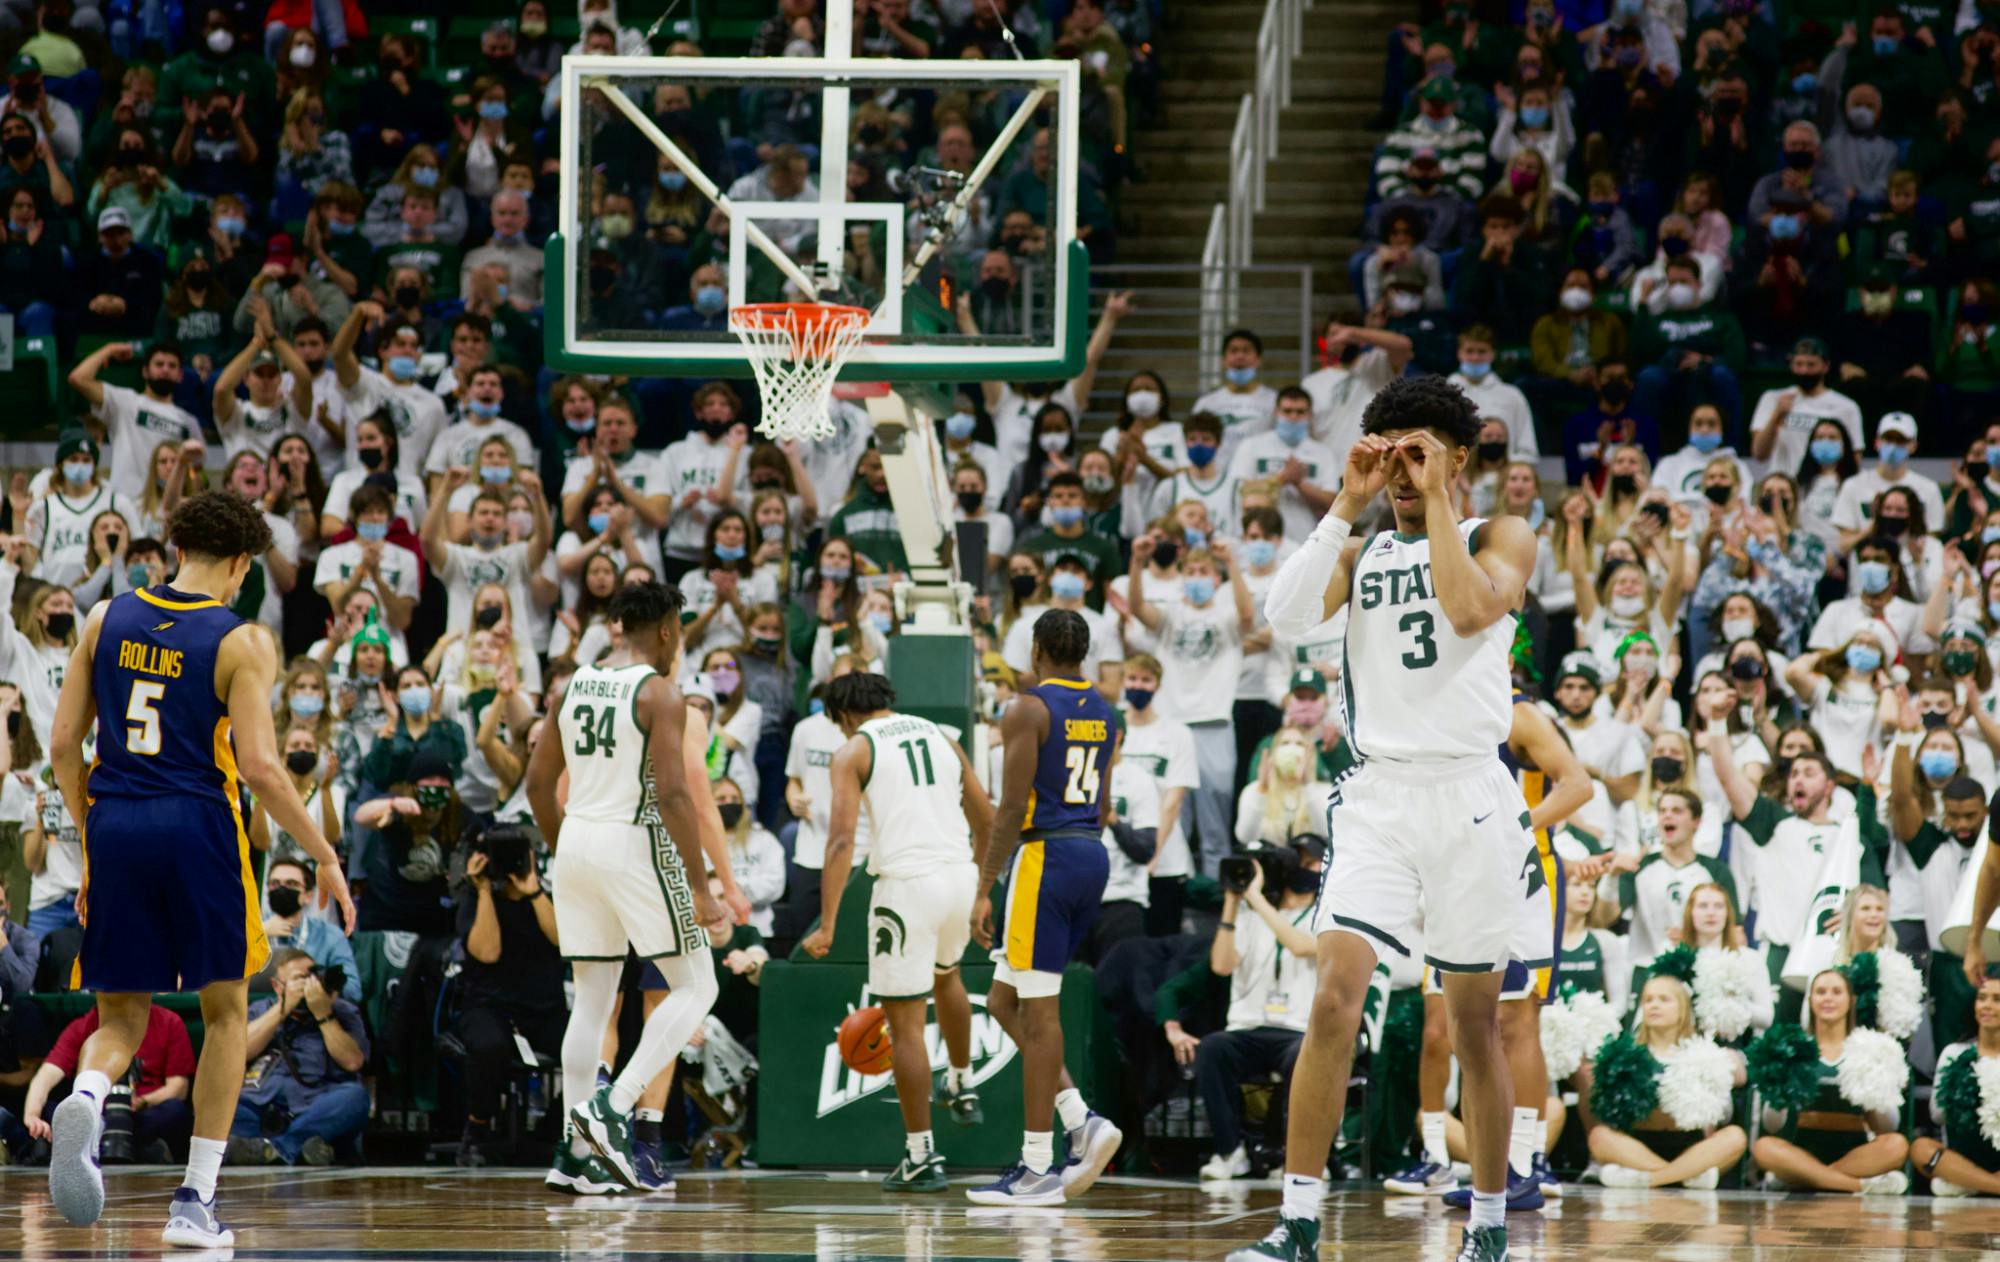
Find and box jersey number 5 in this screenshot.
[126,681,166,755]
[1063,745,1102,804]
[1398,610,1437,669]
[571,704,618,757]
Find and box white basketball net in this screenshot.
[728,304,872,442]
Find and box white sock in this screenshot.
[906,1130,934,1163]
[611,955,718,1114]
[1534,1118,1549,1161]
[1509,1106,1538,1177]
[73,1069,111,1105]
[636,1108,664,1124]
[1023,1130,1055,1174]
[183,1137,225,1200]
[569,1131,593,1159]
[1420,1110,1449,1166]
[562,961,621,1143]
[1054,1087,1090,1133]
[1470,1189,1505,1229]
[946,1065,970,1094]
[1280,1173,1323,1222]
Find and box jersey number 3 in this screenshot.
[1398,610,1437,669]
[126,681,166,755]
[571,704,618,757]
[1063,746,1102,804]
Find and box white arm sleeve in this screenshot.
[1263,515,1351,640]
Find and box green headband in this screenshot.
[1613,630,1658,661]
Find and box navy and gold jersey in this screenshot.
[88,586,245,803]
[1023,678,1117,837]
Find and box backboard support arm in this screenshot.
[901,85,1050,288]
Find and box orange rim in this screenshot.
[730,302,871,358]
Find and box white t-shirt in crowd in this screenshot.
[425,415,536,475]
[1446,372,1539,458]
[678,566,780,660]
[990,382,1082,471]
[312,537,422,662]
[341,367,449,480]
[1226,431,1337,541]
[217,396,305,462]
[1653,444,1754,504]
[1001,601,1118,682]
[1807,596,1933,657]
[1302,347,1396,469]
[783,711,873,868]
[1119,712,1200,880]
[435,539,536,637]
[322,467,428,529]
[658,434,745,560]
[95,384,201,500]
[1748,385,1863,479]
[1830,465,1946,543]
[1191,382,1277,465]
[1152,596,1243,725]
[1103,761,1160,907]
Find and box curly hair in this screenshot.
[825,671,896,722]
[169,490,274,561]
[607,580,686,634]
[1361,374,1482,448]
[1032,608,1092,671]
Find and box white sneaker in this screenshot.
[1598,1163,1653,1189]
[1764,1173,1791,1192]
[1199,1146,1252,1181]
[1681,1167,1719,1190]
[48,1093,105,1227]
[1932,1177,1972,1198]
[1578,1161,1604,1185]
[1859,1170,1908,1196]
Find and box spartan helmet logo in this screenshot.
[1520,850,1546,900]
[872,907,907,958]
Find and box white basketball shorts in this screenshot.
[868,860,979,1000]
[552,819,706,961]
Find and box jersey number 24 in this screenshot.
[1063,746,1102,804]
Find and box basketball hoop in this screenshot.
[728,302,873,442]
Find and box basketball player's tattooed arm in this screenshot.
[223,625,357,932]
[972,691,1048,949]
[1262,434,1394,638]
[1400,431,1536,635]
[49,602,105,843]
[801,734,871,958]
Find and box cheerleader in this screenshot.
[1674,882,1775,1045]
[1749,969,1910,1193]
[1830,884,1926,1041]
[1913,974,2000,1196]
[1587,975,1748,1188]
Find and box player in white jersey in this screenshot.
[1231,377,1539,1262]
[526,581,750,1196]
[803,672,996,1193]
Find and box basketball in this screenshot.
[836,1006,893,1075]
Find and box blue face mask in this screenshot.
[477,100,509,121]
[1689,431,1722,454]
[694,284,726,316]
[1877,442,1908,466]
[1856,560,1892,594]
[1123,687,1155,711]
[1049,572,1087,601]
[944,411,976,440]
[1458,360,1491,380]
[809,697,825,716]
[1224,365,1257,388]
[587,511,611,533]
[821,564,851,583]
[1809,437,1843,465]
[866,611,894,635]
[478,465,511,484]
[290,691,325,717]
[62,460,94,484]
[1049,505,1085,528]
[1984,526,2000,546]
[398,685,432,715]
[714,543,746,562]
[1184,527,1208,549]
[1769,214,1801,241]
[1791,72,1817,95]
[567,416,596,435]
[126,563,152,588]
[1275,419,1308,446]
[1920,749,1960,780]
[1186,442,1218,467]
[327,217,355,236]
[386,354,419,380]
[1184,576,1217,605]
[1844,644,1883,673]
[1990,600,2000,624]
[659,170,688,191]
[215,214,245,236]
[357,520,389,542]
[1519,105,1549,129]
[495,282,509,301]
[1871,35,1898,56]
[468,398,501,418]
[1244,539,1277,568]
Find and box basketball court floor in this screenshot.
[0,1167,1977,1260]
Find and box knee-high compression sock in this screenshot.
[563,961,622,1157]
[610,953,719,1115]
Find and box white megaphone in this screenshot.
[1779,932,1838,993]
[1941,835,2000,958]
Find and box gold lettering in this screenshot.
[117,640,182,679]
[1064,719,1107,742]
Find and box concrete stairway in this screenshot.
[1089,0,1399,417]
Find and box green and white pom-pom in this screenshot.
[1937,1049,2000,1150]
[1843,951,1883,1030]
[1657,1037,1736,1131]
[1589,1032,1662,1133]
[1976,1057,2000,1150]
[1691,947,1767,1043]
[1648,943,1698,987]
[1746,1023,1820,1114]
[1870,949,1923,1041]
[1541,989,1622,1081]
[1834,1028,1909,1117]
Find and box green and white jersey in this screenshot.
[27,486,130,588]
[1339,519,1513,764]
[858,712,970,880]
[558,663,657,824]
[1618,849,1735,966]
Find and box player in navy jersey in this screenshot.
[967,609,1124,1206]
[47,491,354,1249]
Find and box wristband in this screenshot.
[317,1015,338,1026]
[1218,921,1236,931]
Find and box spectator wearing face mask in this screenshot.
[660,384,752,580]
[1630,214,1724,316]
[1691,510,1819,667]
[1376,79,1487,202]
[1364,150,1476,255]
[1748,335,1864,477]
[1234,727,1333,848]
[1223,391,1336,542]
[229,948,369,1166]
[1822,83,1898,211]
[1631,263,1747,429]
[1017,471,1123,612]
[1190,328,1277,465]
[354,747,465,934]
[258,860,361,1002]
[1303,317,1413,469]
[421,466,550,640]
[1814,6,1946,149]
[1746,120,1847,235]
[1447,325,1538,458]
[1830,264,1936,428]
[1786,623,1900,778]
[1002,552,1117,682]
[1453,195,1555,344]
[1832,411,1942,545]
[1525,269,1628,422]
[1654,406,1754,505]
[1115,653,1198,933]
[1358,206,1448,313]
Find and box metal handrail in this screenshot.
[1200,0,1312,390]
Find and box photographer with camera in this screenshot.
[260,859,361,1003]
[227,948,368,1166]
[450,825,563,1166]
[1169,841,1321,1182]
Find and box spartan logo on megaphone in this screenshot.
[815,986,1018,1118]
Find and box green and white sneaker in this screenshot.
[545,1143,627,1195]
[935,1074,984,1127]
[1455,1225,1509,1262]
[570,1086,640,1189]
[1225,1215,1319,1262]
[882,1152,949,1193]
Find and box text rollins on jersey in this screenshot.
[116,639,184,679]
